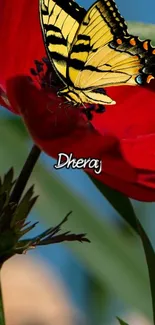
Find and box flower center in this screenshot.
[30,57,106,121]
[30,57,63,91]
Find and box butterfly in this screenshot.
[39,0,155,111]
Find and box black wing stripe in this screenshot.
[49,53,68,61]
[71,44,92,53]
[77,35,90,41]
[43,24,61,32]
[47,35,67,46]
[69,59,111,72]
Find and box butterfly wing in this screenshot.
[68,0,155,92]
[39,0,86,84]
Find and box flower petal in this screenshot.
[6,76,155,201]
[0,0,45,89]
[92,82,155,140]
[91,169,155,201]
[121,134,155,171]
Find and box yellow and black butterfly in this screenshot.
[39,0,155,111]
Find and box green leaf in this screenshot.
[88,277,108,325]
[127,22,155,45]
[0,168,14,197]
[0,193,7,215]
[136,219,155,324]
[2,168,14,191]
[0,168,15,218]
[88,176,138,233]
[117,317,129,325]
[0,118,152,319]
[11,185,38,227]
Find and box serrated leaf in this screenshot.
[31,212,71,242]
[0,169,15,213]
[88,176,138,233]
[0,192,7,214]
[117,317,129,325]
[0,203,16,231]
[1,168,14,194]
[18,221,38,238]
[38,232,90,245]
[11,186,37,226]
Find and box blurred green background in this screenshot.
[1,1,155,324]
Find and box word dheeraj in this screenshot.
[54,153,102,174]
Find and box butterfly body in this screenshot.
[40,0,155,107]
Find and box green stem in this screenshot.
[0,268,5,325]
[9,145,41,205]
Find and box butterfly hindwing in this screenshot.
[68,0,149,90]
[40,0,86,84]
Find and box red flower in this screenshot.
[1,0,155,202]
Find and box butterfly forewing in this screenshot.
[40,0,86,83]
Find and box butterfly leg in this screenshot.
[85,110,93,121]
[81,105,95,121]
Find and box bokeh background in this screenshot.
[0,0,155,324]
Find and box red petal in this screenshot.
[6,76,155,201]
[91,170,155,202]
[0,0,45,89]
[121,134,155,170]
[92,82,155,140]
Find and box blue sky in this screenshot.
[78,0,155,24]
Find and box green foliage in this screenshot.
[0,118,153,319]
[89,178,155,323]
[117,317,129,325]
[88,176,137,233]
[136,219,155,324]
[128,22,155,45]
[11,185,38,227]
